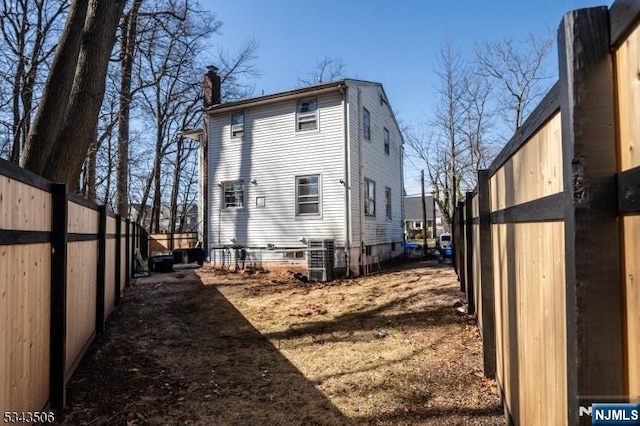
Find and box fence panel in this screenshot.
[65,200,98,382]
[614,18,640,399]
[488,109,565,423]
[149,232,198,254]
[0,173,52,412]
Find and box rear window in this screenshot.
[441,235,451,242]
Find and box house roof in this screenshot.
[404,196,436,221]
[204,79,395,113]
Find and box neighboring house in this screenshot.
[196,67,404,276]
[403,195,442,238]
[129,203,198,233]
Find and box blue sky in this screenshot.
[202,0,612,195]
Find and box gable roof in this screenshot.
[204,79,392,113]
[205,80,347,114]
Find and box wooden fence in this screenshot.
[148,232,198,254]
[453,2,640,424]
[0,158,142,413]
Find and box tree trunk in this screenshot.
[152,151,161,233]
[169,137,184,234]
[85,141,97,201]
[43,0,126,185]
[21,0,89,174]
[117,0,143,217]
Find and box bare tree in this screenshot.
[117,0,143,217]
[475,33,554,133]
[135,0,216,232]
[0,0,69,163]
[217,38,260,102]
[21,0,126,186]
[298,56,347,87]
[406,38,495,228]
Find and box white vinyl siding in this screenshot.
[208,91,345,249]
[347,82,404,248]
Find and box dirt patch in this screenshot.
[60,262,504,425]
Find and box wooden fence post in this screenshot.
[130,222,136,277]
[558,6,624,423]
[115,214,121,305]
[465,192,475,315]
[125,220,131,286]
[96,205,106,335]
[50,183,68,411]
[458,201,466,293]
[477,170,496,378]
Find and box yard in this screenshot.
[60,261,504,425]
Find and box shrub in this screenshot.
[415,232,423,240]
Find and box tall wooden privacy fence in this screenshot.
[453,2,640,425]
[0,159,143,412]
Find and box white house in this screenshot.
[196,67,404,277]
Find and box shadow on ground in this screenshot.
[60,271,349,425]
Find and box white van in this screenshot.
[438,233,452,248]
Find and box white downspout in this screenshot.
[357,87,364,276]
[342,86,351,276]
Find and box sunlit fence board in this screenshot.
[149,232,198,253]
[0,177,51,232]
[614,20,640,400]
[65,240,97,380]
[0,244,50,412]
[490,112,563,212]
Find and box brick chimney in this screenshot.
[203,65,221,107]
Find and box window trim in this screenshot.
[296,98,318,132]
[222,180,244,209]
[364,178,376,217]
[230,111,245,138]
[383,127,390,154]
[385,186,392,219]
[363,107,371,140]
[295,174,321,217]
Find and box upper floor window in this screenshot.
[385,187,392,219]
[296,175,320,215]
[363,107,371,140]
[364,178,375,216]
[231,112,244,138]
[384,127,390,154]
[223,181,244,208]
[296,98,318,131]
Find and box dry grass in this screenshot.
[61,262,504,425]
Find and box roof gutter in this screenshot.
[204,83,346,115]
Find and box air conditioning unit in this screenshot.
[307,239,335,282]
